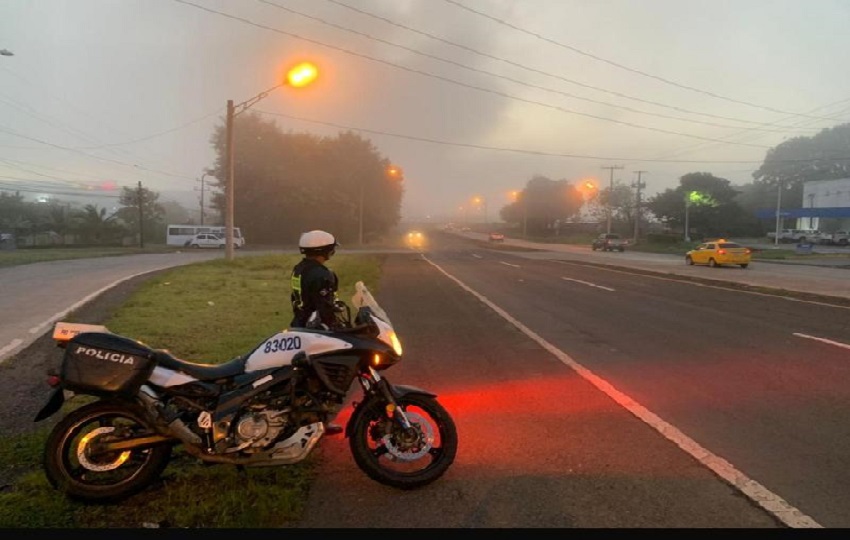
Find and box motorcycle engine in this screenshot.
[234,410,288,450]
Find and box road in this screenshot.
[3,235,849,527]
[295,232,849,528]
[0,251,225,364]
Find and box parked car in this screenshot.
[187,233,226,249]
[488,232,505,242]
[766,229,820,244]
[591,233,626,252]
[831,231,850,246]
[685,239,751,268]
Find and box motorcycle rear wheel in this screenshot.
[349,393,457,489]
[43,400,173,503]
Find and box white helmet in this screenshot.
[299,230,339,256]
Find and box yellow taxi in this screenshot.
[685,239,751,269]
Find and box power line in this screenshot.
[172,0,773,149]
[255,108,850,165]
[0,64,209,178]
[322,0,834,131]
[0,125,196,182]
[441,0,845,121]
[265,0,817,135]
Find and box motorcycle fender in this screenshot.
[345,384,437,437]
[389,384,436,400]
[34,387,66,422]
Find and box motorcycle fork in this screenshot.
[361,367,413,430]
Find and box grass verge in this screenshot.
[0,253,384,528]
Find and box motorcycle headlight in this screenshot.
[388,331,403,357]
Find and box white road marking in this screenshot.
[0,268,166,366]
[472,253,483,259]
[0,339,23,360]
[555,260,849,310]
[561,276,615,292]
[794,333,850,351]
[500,261,520,268]
[424,254,821,529]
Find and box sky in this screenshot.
[2,0,849,224]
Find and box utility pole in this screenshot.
[601,165,624,234]
[197,172,209,226]
[137,181,144,248]
[774,182,783,246]
[224,99,235,261]
[631,171,647,244]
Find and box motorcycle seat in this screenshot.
[151,349,248,380]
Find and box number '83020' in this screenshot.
[263,336,301,354]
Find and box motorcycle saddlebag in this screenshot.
[60,332,156,397]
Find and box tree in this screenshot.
[585,183,636,234]
[646,172,752,239]
[159,200,192,226]
[116,186,164,245]
[499,175,583,235]
[753,123,850,190]
[0,192,30,241]
[75,204,122,245]
[207,113,402,244]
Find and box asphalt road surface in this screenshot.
[294,233,849,528]
[2,236,849,527]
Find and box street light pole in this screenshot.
[225,99,236,261]
[684,193,691,242]
[808,192,815,229]
[601,165,623,234]
[225,88,280,260]
[198,171,210,226]
[358,182,365,245]
[774,182,783,246]
[223,62,318,261]
[361,165,401,245]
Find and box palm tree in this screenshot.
[75,204,122,245]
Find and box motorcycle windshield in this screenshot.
[351,281,391,325]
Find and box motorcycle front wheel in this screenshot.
[43,400,173,503]
[349,393,457,490]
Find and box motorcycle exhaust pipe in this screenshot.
[138,386,203,445]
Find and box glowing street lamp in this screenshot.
[511,190,528,238]
[358,164,403,245]
[683,190,713,242]
[224,61,319,260]
[472,196,488,227]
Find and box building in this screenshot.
[757,178,850,231]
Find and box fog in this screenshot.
[2,0,849,223]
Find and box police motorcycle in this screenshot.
[34,281,457,503]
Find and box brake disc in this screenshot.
[76,426,132,471]
[380,411,434,461]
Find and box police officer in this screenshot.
[290,230,342,330]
